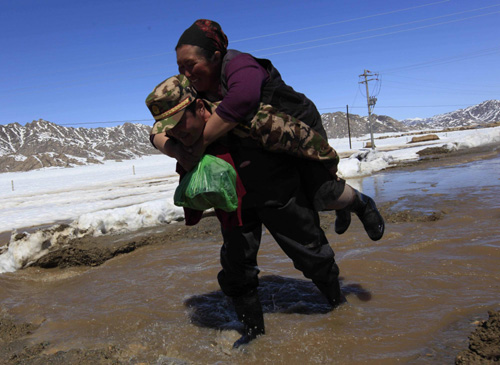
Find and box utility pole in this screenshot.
[359,70,378,149]
[346,105,352,149]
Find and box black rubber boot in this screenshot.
[232,289,265,348]
[335,190,384,241]
[314,279,346,309]
[352,191,385,241]
[334,209,351,235]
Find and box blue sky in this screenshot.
[1,0,499,127]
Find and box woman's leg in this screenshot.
[298,160,385,241]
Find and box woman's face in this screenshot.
[176,45,220,93]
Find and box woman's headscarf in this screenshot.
[176,19,228,55]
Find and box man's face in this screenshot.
[166,107,205,147]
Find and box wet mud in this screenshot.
[23,203,441,270]
[455,310,500,364]
[0,145,499,364]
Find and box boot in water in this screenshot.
[314,279,347,309]
[232,289,265,348]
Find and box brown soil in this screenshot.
[30,213,221,269]
[0,144,498,364]
[455,310,500,364]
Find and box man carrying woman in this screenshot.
[146,74,346,348]
[145,19,385,348]
[165,19,384,241]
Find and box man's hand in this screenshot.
[167,144,197,171]
[153,133,200,171]
[181,136,206,170]
[173,143,202,171]
[170,136,207,171]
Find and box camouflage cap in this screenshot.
[145,74,197,134]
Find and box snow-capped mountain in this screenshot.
[400,100,500,129]
[321,112,409,139]
[0,120,157,172]
[1,100,498,172]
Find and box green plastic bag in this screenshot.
[174,154,238,212]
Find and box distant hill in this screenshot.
[0,120,156,172]
[322,112,410,138]
[1,100,499,172]
[399,100,500,129]
[321,99,500,137]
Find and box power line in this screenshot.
[231,0,451,43]
[0,1,467,93]
[380,46,500,74]
[2,5,498,95]
[256,9,500,57]
[2,3,498,126]
[382,71,500,88]
[318,104,484,111]
[0,2,451,84]
[4,9,497,96]
[57,119,153,127]
[20,102,485,127]
[380,81,497,95]
[48,103,489,127]
[248,4,500,54]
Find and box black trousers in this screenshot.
[217,189,340,298]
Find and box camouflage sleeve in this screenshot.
[230,103,339,165]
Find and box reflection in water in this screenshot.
[185,275,372,332]
[0,155,499,364]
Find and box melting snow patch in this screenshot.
[0,199,184,273]
[339,150,395,178]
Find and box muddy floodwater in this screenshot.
[1,152,499,364]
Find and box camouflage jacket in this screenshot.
[150,100,339,165]
[207,101,339,165]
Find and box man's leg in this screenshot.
[231,288,265,348]
[258,193,345,308]
[218,209,265,348]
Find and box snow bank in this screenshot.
[1,126,499,273]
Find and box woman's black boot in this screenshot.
[334,209,351,235]
[335,190,384,241]
[232,289,265,348]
